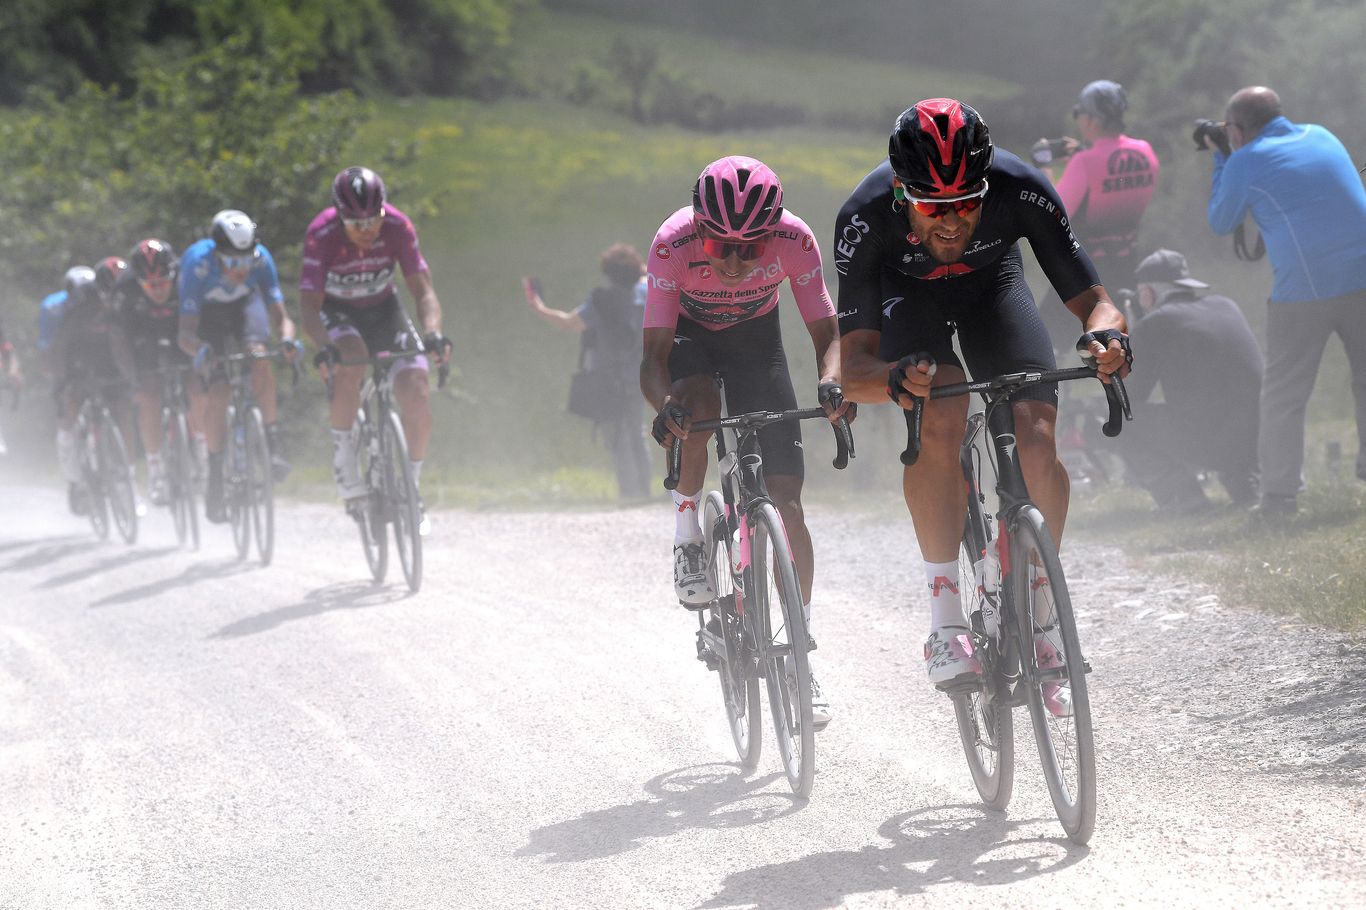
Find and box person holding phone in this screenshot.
[523,244,652,500]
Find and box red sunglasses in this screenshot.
[905,180,990,219]
[700,236,767,260]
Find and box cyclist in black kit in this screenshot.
[834,98,1131,690]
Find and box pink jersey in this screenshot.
[1054,135,1159,262]
[644,207,834,332]
[299,205,429,308]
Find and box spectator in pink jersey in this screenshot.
[1036,80,1160,351]
[299,166,451,532]
[642,155,852,728]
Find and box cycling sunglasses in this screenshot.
[139,275,174,294]
[904,179,990,219]
[700,236,767,261]
[341,209,384,231]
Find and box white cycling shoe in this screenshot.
[673,541,716,606]
[809,668,833,730]
[924,625,982,690]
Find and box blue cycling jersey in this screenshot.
[178,238,284,316]
[37,290,67,353]
[1208,117,1366,303]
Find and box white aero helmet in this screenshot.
[210,209,258,254]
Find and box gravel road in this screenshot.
[1,484,1363,909]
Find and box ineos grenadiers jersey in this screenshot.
[178,239,284,317]
[112,270,178,346]
[644,207,834,332]
[1054,135,1159,263]
[833,150,1100,334]
[299,205,428,308]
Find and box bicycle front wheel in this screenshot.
[1011,504,1095,844]
[99,410,138,545]
[953,503,1014,811]
[79,416,109,541]
[382,409,422,593]
[165,408,200,549]
[246,408,274,566]
[702,491,761,771]
[226,407,251,560]
[354,409,388,583]
[752,502,814,798]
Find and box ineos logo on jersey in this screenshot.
[655,243,671,260]
[833,212,871,275]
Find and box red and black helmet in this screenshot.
[332,166,386,220]
[129,238,177,282]
[888,98,994,196]
[94,256,130,299]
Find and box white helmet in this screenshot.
[210,209,257,254]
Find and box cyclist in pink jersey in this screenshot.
[299,166,451,531]
[642,155,852,728]
[1038,81,1159,349]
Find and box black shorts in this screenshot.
[198,296,270,354]
[322,295,426,367]
[668,307,804,480]
[878,248,1059,416]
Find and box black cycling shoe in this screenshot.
[205,485,228,524]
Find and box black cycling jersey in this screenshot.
[113,270,179,348]
[833,150,1100,335]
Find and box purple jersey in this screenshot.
[299,205,429,308]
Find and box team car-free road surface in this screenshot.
[1,485,1363,909]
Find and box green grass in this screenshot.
[1068,441,1366,633]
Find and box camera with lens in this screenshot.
[1192,118,1231,155]
[1031,137,1074,167]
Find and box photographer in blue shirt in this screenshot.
[1203,86,1366,515]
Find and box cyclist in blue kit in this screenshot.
[178,209,301,523]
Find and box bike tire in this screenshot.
[354,408,388,583]
[79,413,110,541]
[1011,504,1096,844]
[382,409,422,593]
[163,408,188,545]
[174,410,200,550]
[247,408,274,566]
[702,492,761,771]
[752,502,814,798]
[226,406,251,560]
[100,410,138,545]
[952,500,1014,811]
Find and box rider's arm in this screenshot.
[253,247,294,344]
[805,315,841,387]
[404,270,442,337]
[299,290,329,352]
[1207,150,1249,236]
[839,329,894,404]
[51,321,72,386]
[640,327,676,413]
[177,312,201,358]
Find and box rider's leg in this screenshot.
[393,365,432,461]
[902,364,971,565]
[665,375,719,605]
[250,357,278,425]
[1013,399,1071,543]
[135,373,160,456]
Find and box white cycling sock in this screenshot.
[331,426,358,474]
[924,559,965,629]
[410,459,423,487]
[672,489,702,544]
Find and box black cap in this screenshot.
[1074,80,1128,128]
[1134,249,1209,289]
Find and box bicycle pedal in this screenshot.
[935,673,985,696]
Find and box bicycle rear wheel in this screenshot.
[99,410,138,545]
[752,502,814,798]
[165,408,200,549]
[226,407,251,560]
[382,409,422,593]
[1011,504,1095,844]
[353,409,388,583]
[953,502,1014,811]
[702,492,761,770]
[246,408,274,566]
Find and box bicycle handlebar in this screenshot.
[322,349,449,400]
[663,407,855,491]
[900,365,1130,466]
